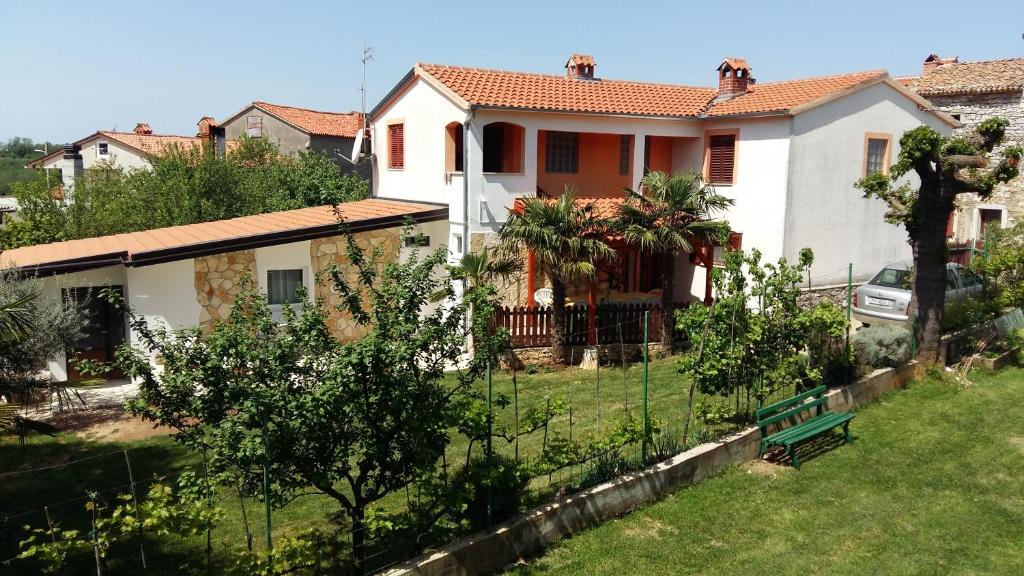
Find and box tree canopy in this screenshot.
[0,137,368,249]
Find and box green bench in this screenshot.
[756,385,854,469]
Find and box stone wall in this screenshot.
[310,228,400,341]
[928,91,1024,240]
[796,283,861,310]
[194,250,257,330]
[470,232,527,306]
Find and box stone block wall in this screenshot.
[194,250,257,330]
[311,228,400,341]
[928,91,1024,240]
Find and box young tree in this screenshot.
[498,187,615,364]
[118,233,489,570]
[857,118,1022,361]
[617,170,732,350]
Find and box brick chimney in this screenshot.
[716,58,753,101]
[197,116,217,139]
[922,54,959,75]
[133,123,153,135]
[565,54,596,80]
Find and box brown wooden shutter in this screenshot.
[389,124,404,169]
[727,231,742,251]
[708,135,735,184]
[945,213,954,238]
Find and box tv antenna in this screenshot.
[360,44,374,130]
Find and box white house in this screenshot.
[0,198,448,382]
[29,123,207,173]
[368,54,957,305]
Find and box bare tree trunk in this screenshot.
[660,252,676,352]
[550,277,568,364]
[911,194,953,364]
[351,505,366,572]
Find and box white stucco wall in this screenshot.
[39,138,152,171]
[786,82,951,284]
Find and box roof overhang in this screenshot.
[786,74,960,128]
[6,204,449,277]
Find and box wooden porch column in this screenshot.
[587,282,597,345]
[526,250,536,306]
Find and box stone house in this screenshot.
[0,198,447,381]
[217,101,371,180]
[906,55,1024,241]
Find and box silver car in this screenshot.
[852,262,984,326]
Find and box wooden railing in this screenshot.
[493,302,664,348]
[948,239,984,266]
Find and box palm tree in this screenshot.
[446,246,522,300]
[617,170,733,350]
[499,186,615,363]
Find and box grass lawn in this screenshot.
[1,354,706,574]
[510,367,1024,576]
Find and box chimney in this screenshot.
[197,116,216,139]
[60,144,83,202]
[922,54,959,75]
[716,58,753,101]
[133,123,153,135]
[565,54,596,80]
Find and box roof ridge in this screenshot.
[750,69,887,87]
[99,131,200,139]
[417,62,717,92]
[939,56,1024,66]
[253,101,361,117]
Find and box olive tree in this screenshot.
[857,118,1022,362]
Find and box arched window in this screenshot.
[482,122,524,173]
[445,122,464,173]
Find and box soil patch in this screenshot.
[52,407,173,442]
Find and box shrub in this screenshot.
[851,325,912,377]
[942,296,999,333]
[806,302,853,386]
[450,454,528,530]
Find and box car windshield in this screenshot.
[870,267,911,289]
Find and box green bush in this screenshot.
[450,454,528,530]
[806,302,853,386]
[851,325,912,377]
[942,296,999,333]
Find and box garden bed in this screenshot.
[972,346,1020,371]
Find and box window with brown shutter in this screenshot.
[713,232,743,265]
[388,123,404,169]
[707,134,736,185]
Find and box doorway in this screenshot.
[978,208,1004,239]
[63,286,127,381]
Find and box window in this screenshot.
[451,233,463,254]
[445,122,464,172]
[865,135,890,176]
[246,116,263,138]
[483,122,524,173]
[945,269,958,291]
[545,131,578,174]
[869,267,911,289]
[388,123,404,169]
[951,113,962,121]
[961,269,983,288]
[706,134,736,185]
[267,269,303,305]
[713,232,742,265]
[404,234,430,247]
[618,135,631,176]
[98,142,109,156]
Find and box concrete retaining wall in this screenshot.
[384,360,925,576]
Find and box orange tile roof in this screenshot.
[705,70,887,116]
[720,58,751,71]
[913,57,1024,96]
[567,54,596,67]
[893,75,919,88]
[100,132,204,155]
[252,102,363,138]
[0,199,446,274]
[418,63,717,118]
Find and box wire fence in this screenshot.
[2,311,815,575]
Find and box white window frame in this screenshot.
[97,141,109,156]
[973,204,1007,241]
[263,267,308,322]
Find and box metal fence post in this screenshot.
[123,450,147,569]
[642,311,650,462]
[486,358,493,529]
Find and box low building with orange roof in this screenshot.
[368,53,956,310]
[0,197,448,382]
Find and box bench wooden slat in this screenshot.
[756,385,827,419]
[766,412,853,446]
[757,396,828,429]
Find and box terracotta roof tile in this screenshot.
[418,63,717,118]
[705,70,887,116]
[0,199,445,272]
[913,57,1024,96]
[253,102,363,138]
[100,132,204,155]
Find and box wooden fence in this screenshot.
[948,239,985,267]
[493,302,663,348]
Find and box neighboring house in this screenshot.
[0,198,447,381]
[368,54,956,305]
[218,101,370,179]
[29,123,205,173]
[904,55,1024,242]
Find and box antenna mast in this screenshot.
[361,44,374,130]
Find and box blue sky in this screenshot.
[1,0,1020,142]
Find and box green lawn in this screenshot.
[510,367,1024,576]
